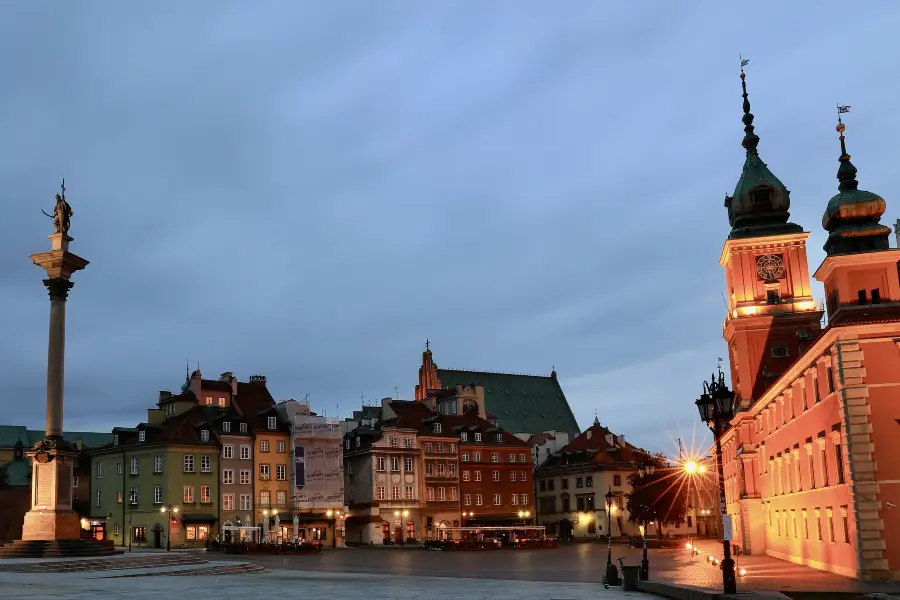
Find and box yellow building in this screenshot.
[252,412,291,540]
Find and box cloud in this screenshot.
[2,1,900,445]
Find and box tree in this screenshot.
[624,454,687,539]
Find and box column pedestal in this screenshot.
[21,441,81,541]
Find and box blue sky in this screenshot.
[2,2,899,455]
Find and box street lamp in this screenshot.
[326,509,342,548]
[516,510,531,524]
[262,508,278,543]
[160,504,179,551]
[637,461,656,581]
[604,487,619,586]
[694,369,737,595]
[394,509,410,546]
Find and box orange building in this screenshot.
[715,74,899,580]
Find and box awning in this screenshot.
[468,516,525,524]
[181,513,218,524]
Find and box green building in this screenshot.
[91,400,220,548]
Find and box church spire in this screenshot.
[822,105,890,256]
[740,57,759,154]
[724,57,802,240]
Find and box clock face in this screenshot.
[756,254,785,280]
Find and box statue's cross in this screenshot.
[60,178,66,199]
[426,338,430,350]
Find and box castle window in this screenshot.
[871,289,881,304]
[766,289,780,305]
[771,345,789,358]
[858,290,867,305]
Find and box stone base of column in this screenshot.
[21,509,81,541]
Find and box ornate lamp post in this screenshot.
[394,509,410,545]
[516,510,531,525]
[604,487,619,585]
[160,504,179,551]
[694,369,737,595]
[262,508,278,543]
[637,461,655,581]
[326,509,342,548]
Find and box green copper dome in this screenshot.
[724,71,802,240]
[822,125,891,256]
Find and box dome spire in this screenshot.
[822,105,891,256]
[835,104,859,192]
[740,56,759,153]
[723,57,802,239]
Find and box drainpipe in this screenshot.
[121,447,126,549]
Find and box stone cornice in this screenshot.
[741,323,900,421]
[720,232,811,267]
[813,248,900,281]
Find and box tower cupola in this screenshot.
[724,61,803,239]
[822,106,891,256]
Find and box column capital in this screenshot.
[43,278,74,301]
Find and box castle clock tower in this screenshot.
[721,65,823,411]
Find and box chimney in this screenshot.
[616,435,625,446]
[249,375,267,386]
[220,372,233,382]
[605,434,614,446]
[158,391,172,403]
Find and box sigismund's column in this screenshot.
[21,181,89,541]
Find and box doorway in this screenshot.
[152,524,162,548]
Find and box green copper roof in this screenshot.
[822,127,891,255]
[0,426,113,449]
[436,369,580,437]
[724,70,802,239]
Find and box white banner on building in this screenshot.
[293,415,344,508]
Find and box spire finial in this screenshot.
[425,338,430,351]
[739,55,759,153]
[835,104,858,192]
[60,178,66,200]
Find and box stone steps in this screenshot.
[0,539,116,559]
[110,563,268,578]
[0,553,207,573]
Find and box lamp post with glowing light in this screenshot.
[326,509,342,548]
[604,487,619,585]
[637,461,655,581]
[262,508,278,543]
[160,504,179,551]
[694,369,737,595]
[394,509,409,545]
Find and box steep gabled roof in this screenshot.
[435,369,580,437]
[536,422,652,471]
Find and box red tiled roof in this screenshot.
[537,423,652,470]
[527,433,555,446]
[201,379,233,392]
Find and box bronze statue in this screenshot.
[41,179,73,235]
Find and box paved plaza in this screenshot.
[0,560,648,600]
[227,541,900,595]
[3,542,900,599]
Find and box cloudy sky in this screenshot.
[2,2,899,455]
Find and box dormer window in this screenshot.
[474,432,482,442]
[138,431,145,443]
[356,437,361,448]
[114,434,119,446]
[433,423,442,434]
[201,430,210,442]
[239,422,247,433]
[267,417,277,430]
[222,422,231,433]
[496,433,503,442]
[461,432,468,442]
[749,186,773,211]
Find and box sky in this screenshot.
[2,2,900,456]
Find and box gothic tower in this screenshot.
[720,65,824,411]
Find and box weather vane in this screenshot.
[740,55,749,71]
[837,104,851,154]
